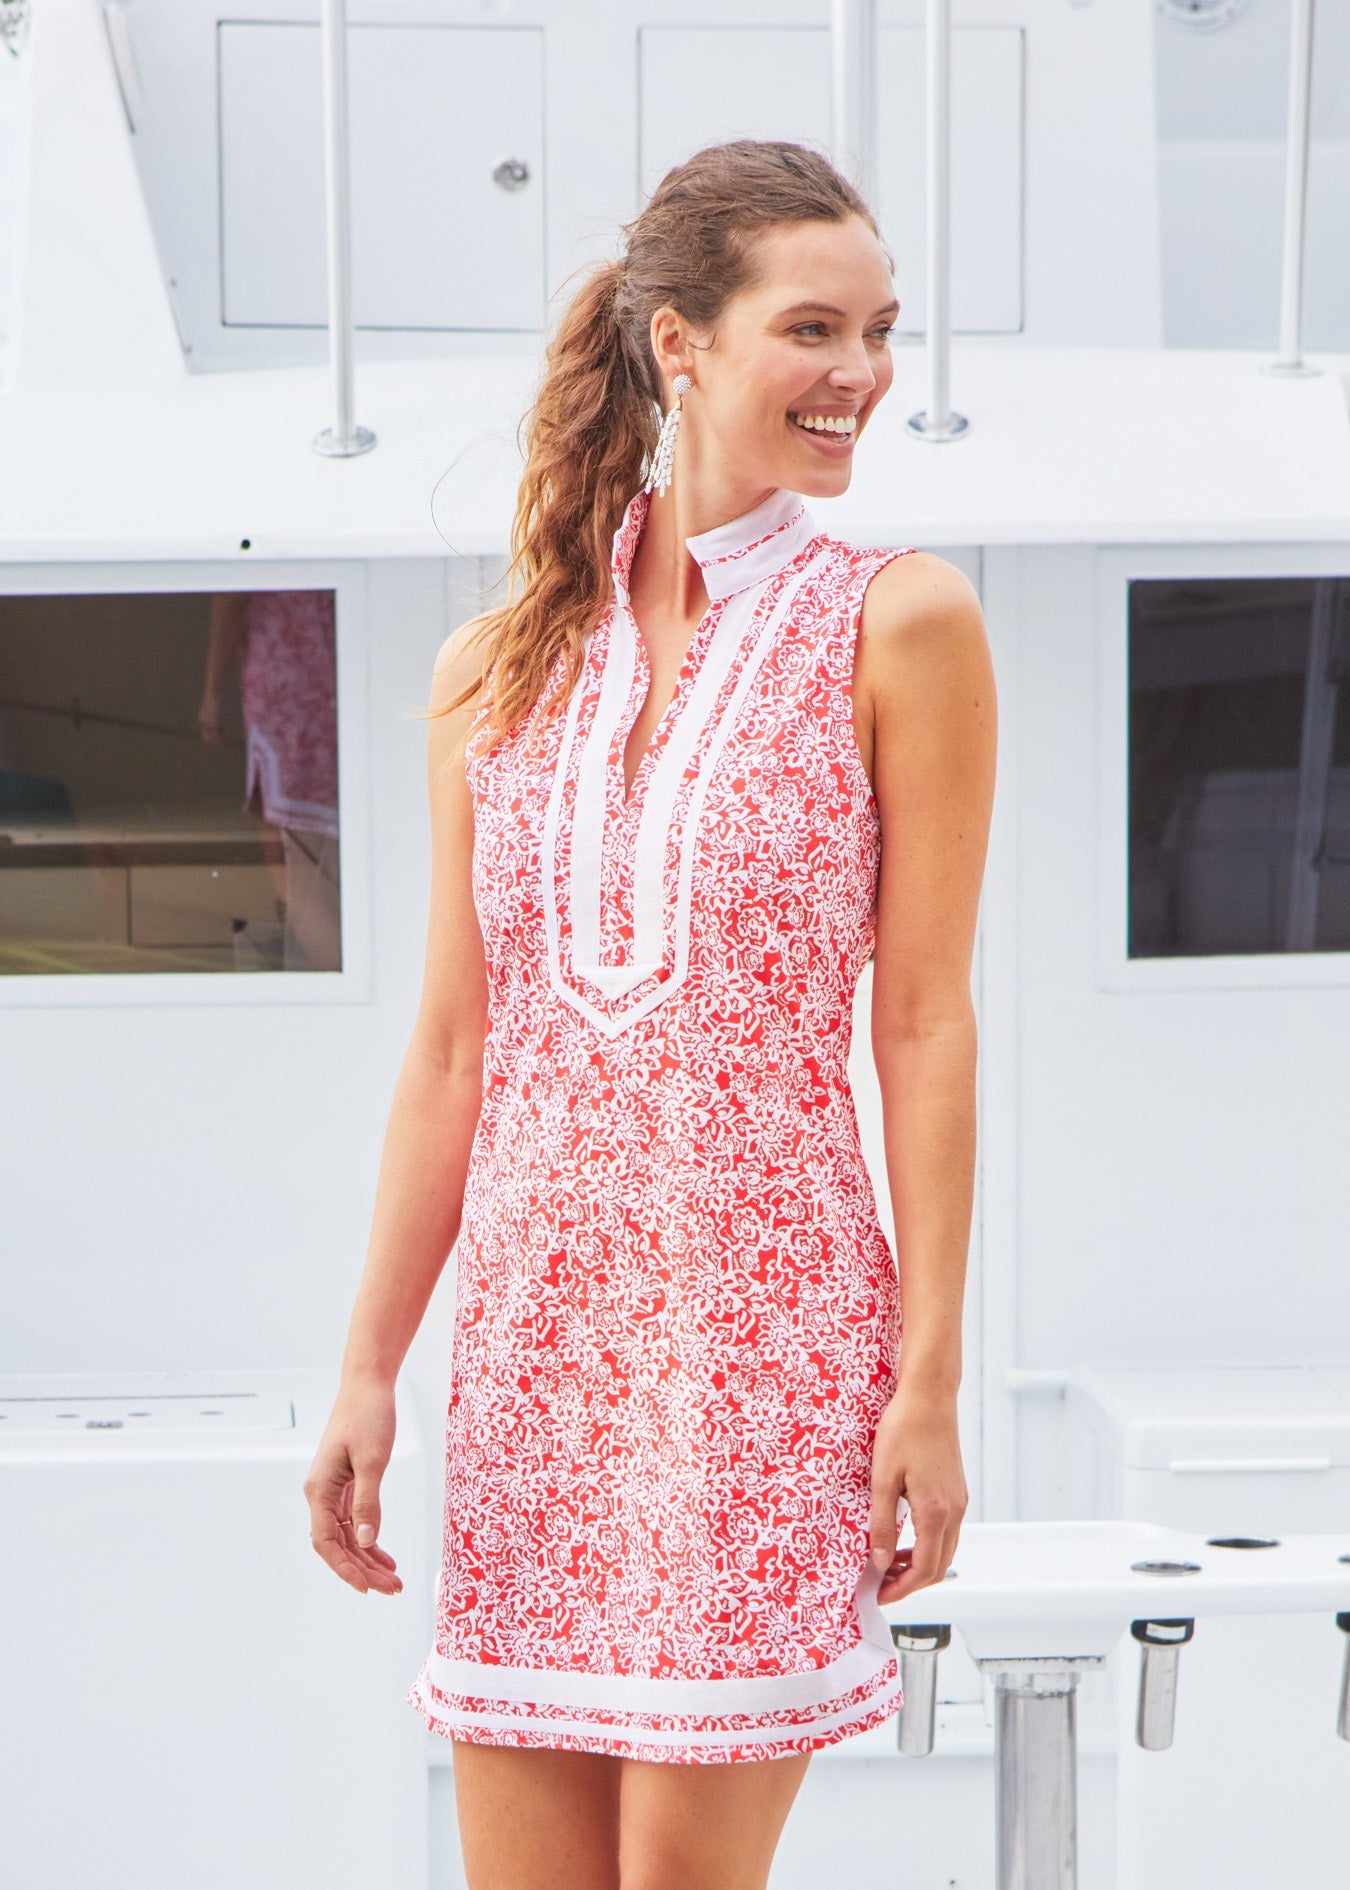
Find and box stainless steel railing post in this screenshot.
[831,0,878,210]
[1263,0,1321,380]
[907,0,968,444]
[313,0,375,458]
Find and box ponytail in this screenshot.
[427,139,883,754]
[430,256,657,750]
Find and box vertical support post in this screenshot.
[313,0,375,458]
[831,0,878,209]
[906,0,968,442]
[975,1655,1104,1890]
[1263,0,1320,380]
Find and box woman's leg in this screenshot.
[451,1741,623,1890]
[618,1751,812,1890]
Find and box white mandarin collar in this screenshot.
[610,484,820,608]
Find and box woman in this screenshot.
[304,139,996,1890]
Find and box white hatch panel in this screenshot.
[219,23,545,332]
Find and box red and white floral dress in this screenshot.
[406,483,915,1763]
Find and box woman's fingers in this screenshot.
[349,1464,383,1548]
[877,1510,959,1603]
[304,1446,402,1594]
[310,1509,403,1594]
[868,1481,905,1573]
[304,1389,402,1592]
[335,1515,403,1593]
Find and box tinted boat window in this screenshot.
[0,589,340,975]
[1129,575,1350,957]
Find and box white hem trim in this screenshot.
[411,1666,903,1752]
[423,1625,892,1719]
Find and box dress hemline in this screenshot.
[404,1648,904,1766]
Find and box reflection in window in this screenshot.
[0,590,340,975]
[1129,575,1350,957]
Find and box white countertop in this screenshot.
[2,341,1349,565]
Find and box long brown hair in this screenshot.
[427,139,886,752]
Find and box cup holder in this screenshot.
[1205,1535,1280,1549]
[1131,1559,1202,1575]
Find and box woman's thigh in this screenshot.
[451,1741,623,1890]
[618,1750,813,1890]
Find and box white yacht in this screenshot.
[1,4,1348,1887]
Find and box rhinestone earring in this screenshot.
[645,373,692,498]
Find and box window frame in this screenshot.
[0,558,371,1007]
[1097,540,1350,993]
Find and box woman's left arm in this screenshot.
[859,552,998,1604]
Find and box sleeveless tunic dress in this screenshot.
[406,482,916,1763]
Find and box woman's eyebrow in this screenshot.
[775,299,901,320]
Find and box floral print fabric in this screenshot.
[406,485,915,1761]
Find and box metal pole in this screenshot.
[313,0,375,457]
[907,0,968,442]
[891,1623,950,1754]
[976,1655,1104,1890]
[831,0,878,209]
[1130,1617,1194,1750]
[1263,0,1320,380]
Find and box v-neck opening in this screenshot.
[617,597,723,815]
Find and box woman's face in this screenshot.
[657,214,900,501]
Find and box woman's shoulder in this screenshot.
[430,612,498,705]
[830,542,989,709]
[848,545,984,644]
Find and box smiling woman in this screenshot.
[305,137,995,1890]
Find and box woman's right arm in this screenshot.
[303,616,494,1595]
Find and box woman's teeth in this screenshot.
[790,412,857,434]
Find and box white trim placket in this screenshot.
[542,486,822,1038]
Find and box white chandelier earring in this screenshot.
[645,373,692,498]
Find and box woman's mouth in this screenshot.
[787,410,857,453]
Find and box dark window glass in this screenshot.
[0,589,340,975]
[1129,575,1350,957]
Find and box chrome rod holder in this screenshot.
[1130,1617,1194,1751]
[1337,1612,1350,1742]
[890,1622,950,1754]
[313,0,375,458]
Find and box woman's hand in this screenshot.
[868,1378,968,1605]
[303,1376,404,1596]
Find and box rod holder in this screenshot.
[890,1622,951,1754]
[1337,1612,1350,1742]
[1130,1617,1194,1752]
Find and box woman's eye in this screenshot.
[794,322,897,340]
